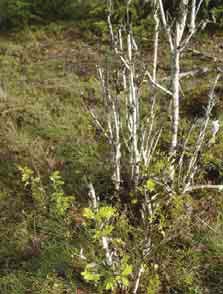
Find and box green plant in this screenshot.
[81,205,134,292]
[49,171,74,217]
[18,167,75,217]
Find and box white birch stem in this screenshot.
[88,183,113,266]
[168,1,189,181]
[102,236,113,266]
[158,0,173,51]
[133,265,145,294]
[127,32,140,187]
[196,0,205,17]
[88,182,98,210]
[190,0,196,33]
[107,0,118,54]
[185,185,223,193]
[153,3,159,82]
[170,47,180,157]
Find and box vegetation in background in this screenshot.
[0,0,223,30]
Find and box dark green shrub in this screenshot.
[0,0,76,28]
[0,0,32,27]
[30,0,76,20]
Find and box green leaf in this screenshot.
[105,277,116,290]
[122,264,133,276]
[96,206,116,221]
[50,171,64,186]
[153,160,165,173]
[145,179,156,192]
[18,166,34,185]
[131,198,138,204]
[81,268,100,282]
[94,225,114,239]
[121,276,129,286]
[83,208,95,219]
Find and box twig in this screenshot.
[184,184,223,193]
[146,71,173,96]
[133,265,145,294]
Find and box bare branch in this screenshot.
[107,0,118,54]
[158,0,173,50]
[177,122,196,186]
[180,19,208,52]
[146,71,173,96]
[120,56,130,70]
[183,74,221,193]
[133,265,145,294]
[196,0,205,17]
[187,47,221,62]
[185,184,223,193]
[85,104,111,143]
[153,2,160,82]
[161,67,211,82]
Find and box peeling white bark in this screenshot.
[185,185,223,192]
[157,0,204,184]
[133,265,145,294]
[88,182,113,266]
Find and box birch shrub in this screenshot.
[79,0,223,293]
